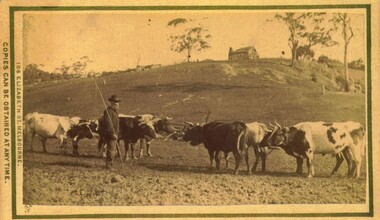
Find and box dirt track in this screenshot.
[23,139,366,206]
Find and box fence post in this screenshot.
[321,84,325,95]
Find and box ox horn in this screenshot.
[262,125,272,133]
[204,108,211,124]
[274,119,282,128]
[165,116,173,120]
[185,121,194,126]
[268,121,275,128]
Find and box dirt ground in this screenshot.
[23,138,367,206]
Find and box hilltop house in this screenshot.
[228,46,259,61]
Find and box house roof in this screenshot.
[234,46,256,52]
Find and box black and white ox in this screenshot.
[66,119,99,155]
[97,115,158,160]
[182,121,249,175]
[24,112,97,154]
[265,121,365,178]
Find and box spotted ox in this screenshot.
[24,112,80,153]
[182,121,249,175]
[266,121,365,178]
[66,119,99,156]
[329,121,366,177]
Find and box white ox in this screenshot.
[24,112,80,153]
[244,122,274,172]
[266,121,365,178]
[225,122,274,172]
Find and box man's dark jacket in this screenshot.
[102,106,119,139]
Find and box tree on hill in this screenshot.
[317,55,343,69]
[274,13,336,67]
[274,13,309,67]
[167,18,212,63]
[296,45,315,60]
[54,56,92,78]
[330,13,354,92]
[71,56,92,77]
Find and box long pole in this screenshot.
[92,78,124,172]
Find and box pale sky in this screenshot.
[24,11,366,73]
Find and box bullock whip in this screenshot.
[91,77,124,172]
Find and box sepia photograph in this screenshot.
[0,1,379,219]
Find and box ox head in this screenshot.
[182,122,203,146]
[68,121,99,142]
[69,116,82,126]
[265,120,289,148]
[138,120,159,141]
[154,116,176,134]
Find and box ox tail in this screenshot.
[236,125,249,152]
[23,120,28,144]
[23,114,33,144]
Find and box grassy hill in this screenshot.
[24,59,366,125]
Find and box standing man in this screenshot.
[103,94,121,169]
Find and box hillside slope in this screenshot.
[24,59,366,125]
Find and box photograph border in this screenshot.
[10,4,373,218]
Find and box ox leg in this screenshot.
[115,140,121,158]
[58,137,64,154]
[261,151,267,173]
[72,140,79,156]
[331,153,344,176]
[341,149,353,177]
[207,149,214,169]
[215,151,221,170]
[124,140,131,161]
[352,164,357,178]
[252,147,260,173]
[61,138,69,155]
[41,138,47,153]
[97,137,105,157]
[97,137,103,152]
[306,156,315,178]
[233,150,241,175]
[296,157,303,175]
[224,152,229,169]
[138,138,145,158]
[131,143,138,159]
[243,147,252,175]
[352,160,361,179]
[146,141,152,157]
[348,145,362,178]
[30,131,35,152]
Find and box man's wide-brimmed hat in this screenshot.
[108,95,121,103]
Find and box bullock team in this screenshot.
[24,95,365,178]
